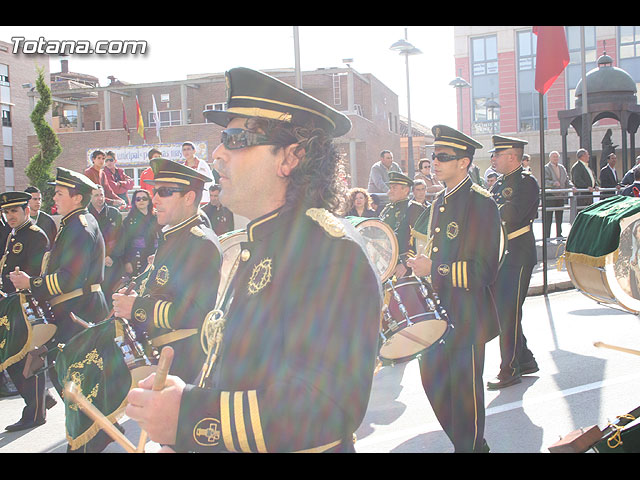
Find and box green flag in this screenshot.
[0,293,34,372]
[55,319,133,450]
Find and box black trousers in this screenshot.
[5,356,46,423]
[492,263,536,377]
[419,341,487,452]
[543,197,565,239]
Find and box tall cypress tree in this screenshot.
[25,66,62,212]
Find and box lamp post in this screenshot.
[449,69,471,132]
[484,94,500,134]
[390,31,422,178]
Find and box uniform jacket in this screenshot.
[130,213,221,381]
[0,220,49,294]
[490,166,539,267]
[31,211,57,250]
[29,208,108,342]
[201,203,235,236]
[413,176,501,349]
[88,203,122,256]
[380,198,426,264]
[175,205,381,453]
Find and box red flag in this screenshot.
[122,98,130,143]
[533,26,570,95]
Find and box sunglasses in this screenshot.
[152,186,187,197]
[134,196,150,202]
[431,152,467,163]
[221,128,275,150]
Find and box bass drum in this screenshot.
[566,210,640,313]
[345,217,399,283]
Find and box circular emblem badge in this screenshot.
[193,418,221,446]
[33,277,43,287]
[12,242,23,254]
[156,265,169,286]
[134,308,147,323]
[446,222,459,240]
[437,264,450,276]
[248,258,272,295]
[503,187,513,199]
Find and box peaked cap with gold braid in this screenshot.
[48,167,99,194]
[429,124,483,156]
[203,67,352,138]
[488,134,528,153]
[145,157,212,188]
[0,191,31,209]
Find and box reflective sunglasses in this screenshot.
[431,152,467,163]
[221,128,275,150]
[152,186,187,197]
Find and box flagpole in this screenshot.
[539,92,548,295]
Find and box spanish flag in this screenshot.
[136,96,146,142]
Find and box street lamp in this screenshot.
[390,34,422,178]
[484,94,500,134]
[449,69,471,132]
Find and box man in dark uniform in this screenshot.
[486,135,540,390]
[201,184,235,236]
[379,171,426,277]
[25,186,57,249]
[112,158,222,382]
[125,67,381,453]
[407,125,501,453]
[0,192,56,431]
[10,168,112,452]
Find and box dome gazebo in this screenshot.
[558,51,640,173]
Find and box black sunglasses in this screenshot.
[431,152,467,163]
[134,196,150,202]
[152,186,187,197]
[221,128,275,150]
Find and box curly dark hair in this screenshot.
[246,118,348,214]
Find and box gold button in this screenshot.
[240,249,251,262]
[435,227,441,233]
[432,247,439,253]
[439,206,445,212]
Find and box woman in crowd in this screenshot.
[345,187,377,218]
[112,189,158,278]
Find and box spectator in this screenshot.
[201,184,235,236]
[521,153,531,172]
[414,158,444,195]
[543,151,574,240]
[621,167,640,197]
[411,179,430,208]
[621,155,640,186]
[367,150,402,195]
[140,148,162,195]
[84,150,126,208]
[88,185,123,296]
[344,187,377,217]
[486,171,499,190]
[24,185,57,249]
[369,193,383,216]
[571,148,598,208]
[104,151,134,206]
[182,141,214,204]
[112,189,158,278]
[599,152,620,199]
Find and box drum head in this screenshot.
[130,365,157,387]
[347,217,399,283]
[30,324,57,349]
[217,230,248,301]
[379,319,449,364]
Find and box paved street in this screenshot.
[2,287,640,453]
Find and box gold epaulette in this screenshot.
[79,214,88,227]
[470,183,491,197]
[190,225,206,237]
[306,208,346,238]
[29,225,39,231]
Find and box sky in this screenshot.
[0,26,458,129]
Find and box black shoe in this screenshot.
[520,360,539,375]
[45,392,57,410]
[5,417,46,432]
[487,373,521,390]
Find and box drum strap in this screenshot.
[150,328,198,347]
[49,284,102,307]
[507,224,531,240]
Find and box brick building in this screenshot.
[453,26,640,181]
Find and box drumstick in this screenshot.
[594,341,640,357]
[64,382,137,453]
[135,346,174,453]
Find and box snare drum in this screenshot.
[113,318,158,386]
[566,198,640,313]
[379,276,451,364]
[22,293,56,349]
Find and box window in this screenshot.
[620,26,640,59]
[471,36,498,76]
[204,103,227,123]
[3,146,12,168]
[62,109,77,128]
[1,106,11,127]
[517,29,546,132]
[148,109,182,127]
[0,64,8,86]
[566,26,596,64]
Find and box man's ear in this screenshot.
[277,144,302,178]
